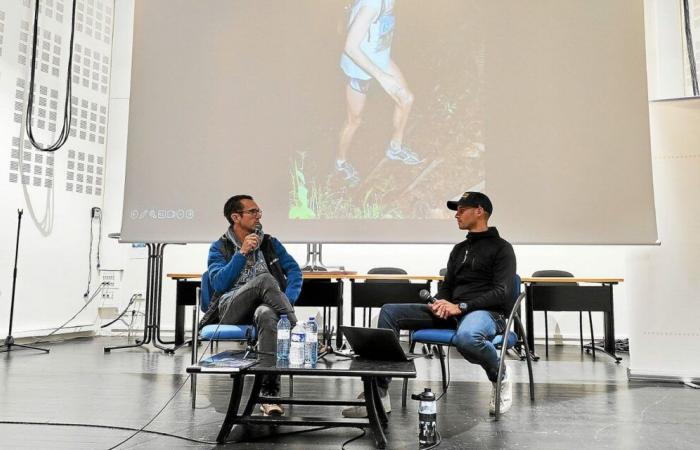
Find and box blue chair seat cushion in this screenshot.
[412,328,518,348]
[200,324,256,340]
[412,328,456,345]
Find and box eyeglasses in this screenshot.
[237,208,262,217]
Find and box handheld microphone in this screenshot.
[420,289,459,325]
[253,223,263,250]
[419,289,436,304]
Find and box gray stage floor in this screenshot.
[0,336,697,449]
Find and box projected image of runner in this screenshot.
[336,0,423,186]
[289,0,485,220]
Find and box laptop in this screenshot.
[340,326,420,361]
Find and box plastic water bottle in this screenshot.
[276,314,291,361]
[289,321,306,366]
[304,317,318,366]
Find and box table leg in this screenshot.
[175,301,185,346]
[363,376,387,449]
[336,279,344,348]
[371,378,388,427]
[524,285,539,361]
[242,374,263,416]
[603,284,621,363]
[217,373,246,443]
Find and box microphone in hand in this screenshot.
[419,289,436,304]
[254,223,263,248]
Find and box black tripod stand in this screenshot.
[0,209,49,354]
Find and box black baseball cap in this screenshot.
[446,191,493,215]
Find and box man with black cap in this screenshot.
[342,191,517,418]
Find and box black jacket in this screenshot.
[436,227,516,315]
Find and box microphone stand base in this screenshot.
[0,335,50,354]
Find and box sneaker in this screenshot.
[336,160,360,185]
[260,403,284,416]
[489,368,513,416]
[385,144,424,165]
[341,391,392,418]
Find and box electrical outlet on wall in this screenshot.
[99,269,123,288]
[99,270,123,302]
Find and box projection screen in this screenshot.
[120,0,658,244]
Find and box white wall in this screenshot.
[627,99,700,380]
[0,1,114,336]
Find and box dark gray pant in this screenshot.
[219,273,297,395]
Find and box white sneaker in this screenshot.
[341,391,392,418]
[489,368,513,416]
[385,144,424,165]
[260,403,284,416]
[335,160,360,185]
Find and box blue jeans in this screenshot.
[376,304,506,391]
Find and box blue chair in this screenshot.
[191,270,257,407]
[403,274,534,419]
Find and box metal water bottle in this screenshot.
[411,388,437,446]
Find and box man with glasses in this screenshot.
[205,194,302,416]
[343,191,517,418]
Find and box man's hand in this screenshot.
[240,233,260,256]
[430,299,461,320]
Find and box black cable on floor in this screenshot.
[105,289,352,448]
[106,292,243,449]
[106,374,192,449]
[0,420,217,445]
[341,427,366,449]
[246,425,332,442]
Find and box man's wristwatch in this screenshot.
[458,302,468,314]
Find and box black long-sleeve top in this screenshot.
[436,227,517,315]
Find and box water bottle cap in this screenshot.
[309,316,315,320]
[280,314,287,319]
